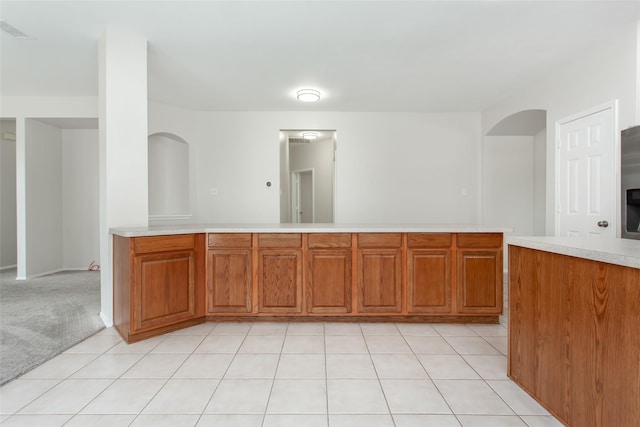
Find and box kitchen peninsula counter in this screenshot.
[111,224,509,343]
[508,236,640,427]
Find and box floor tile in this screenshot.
[520,415,565,426]
[325,335,368,353]
[434,379,514,415]
[324,322,362,335]
[194,335,245,353]
[0,414,73,426]
[484,336,508,355]
[364,335,412,353]
[80,378,165,414]
[64,414,136,426]
[238,335,285,353]
[19,379,113,414]
[417,355,480,379]
[433,325,478,337]
[0,379,60,414]
[173,353,234,378]
[169,323,216,336]
[93,327,120,336]
[487,380,551,415]
[225,354,279,378]
[467,324,508,337]
[393,414,462,427]
[150,335,205,353]
[380,379,451,414]
[371,354,428,378]
[105,336,166,355]
[329,414,394,427]
[282,335,324,353]
[275,354,326,378]
[70,354,143,378]
[266,379,326,414]
[204,379,272,414]
[395,323,439,336]
[403,336,456,354]
[443,336,501,355]
[457,414,527,426]
[197,414,263,426]
[208,322,252,335]
[360,323,400,335]
[286,322,324,335]
[263,414,327,427]
[131,414,200,426]
[121,353,189,378]
[20,354,97,379]
[142,379,218,414]
[63,334,122,354]
[327,379,388,414]
[326,354,377,379]
[462,355,508,379]
[248,322,288,336]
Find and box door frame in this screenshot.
[554,100,619,237]
[291,168,315,224]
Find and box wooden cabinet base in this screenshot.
[205,315,499,324]
[117,318,206,344]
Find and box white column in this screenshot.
[99,27,149,326]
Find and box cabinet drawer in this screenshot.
[358,233,402,248]
[134,234,196,254]
[258,233,302,248]
[208,233,252,248]
[457,233,502,248]
[407,233,452,248]
[308,233,352,248]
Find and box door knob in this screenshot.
[597,220,609,228]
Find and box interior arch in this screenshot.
[148,132,191,218]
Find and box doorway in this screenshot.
[292,169,314,223]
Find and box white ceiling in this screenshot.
[1,1,639,112]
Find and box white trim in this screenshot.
[149,214,193,220]
[24,268,65,279]
[99,311,113,327]
[554,100,619,237]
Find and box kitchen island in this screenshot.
[111,224,508,343]
[508,236,640,427]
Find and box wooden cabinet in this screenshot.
[113,233,205,343]
[206,234,252,313]
[306,233,352,314]
[407,233,452,314]
[258,234,303,313]
[357,233,402,313]
[456,233,502,314]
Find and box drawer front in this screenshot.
[457,233,502,248]
[407,233,452,248]
[258,233,302,248]
[134,234,196,254]
[358,233,402,248]
[308,233,352,248]
[208,233,252,248]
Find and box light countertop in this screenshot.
[508,236,640,269]
[110,223,511,237]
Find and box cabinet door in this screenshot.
[358,249,402,313]
[207,249,252,313]
[307,249,352,314]
[407,249,451,313]
[133,250,196,332]
[456,249,502,314]
[258,249,303,313]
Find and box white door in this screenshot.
[291,169,314,223]
[556,104,616,237]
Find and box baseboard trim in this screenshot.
[100,312,113,328]
[0,264,17,271]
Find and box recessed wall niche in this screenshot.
[148,132,190,218]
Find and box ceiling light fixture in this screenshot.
[0,21,32,39]
[302,132,319,140]
[297,89,321,103]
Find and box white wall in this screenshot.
[148,134,190,216]
[482,21,639,235]
[482,136,534,236]
[62,129,100,269]
[289,138,334,223]
[25,119,63,276]
[195,112,481,224]
[0,120,17,268]
[279,131,290,223]
[533,129,546,235]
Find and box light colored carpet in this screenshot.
[0,268,104,385]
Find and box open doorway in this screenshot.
[280,130,336,223]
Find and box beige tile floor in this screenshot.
[0,321,563,427]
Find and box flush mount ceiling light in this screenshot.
[302,132,319,140]
[296,89,321,103]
